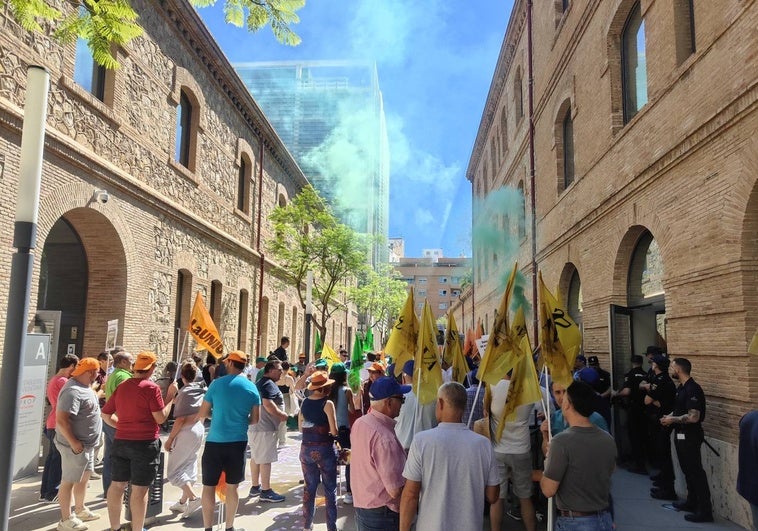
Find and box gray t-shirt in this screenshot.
[55,378,102,448]
[173,381,206,418]
[253,377,284,432]
[543,425,616,512]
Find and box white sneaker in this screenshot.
[74,508,100,522]
[182,497,202,519]
[169,500,187,512]
[57,515,88,531]
[343,492,353,504]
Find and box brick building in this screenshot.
[459,0,756,525]
[0,0,357,372]
[394,250,470,322]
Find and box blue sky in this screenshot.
[197,1,512,258]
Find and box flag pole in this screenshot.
[466,380,483,428]
[543,363,554,531]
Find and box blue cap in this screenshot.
[652,354,669,368]
[402,360,415,376]
[369,377,412,400]
[575,366,599,384]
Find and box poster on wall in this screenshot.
[14,334,50,480]
[105,319,118,351]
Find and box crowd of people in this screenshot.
[39,335,756,531]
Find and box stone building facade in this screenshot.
[464,0,757,526]
[0,0,356,371]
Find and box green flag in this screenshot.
[348,333,364,392]
[314,331,323,355]
[364,328,374,352]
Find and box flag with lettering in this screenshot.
[189,292,223,358]
[495,333,542,441]
[538,271,582,386]
[385,288,419,377]
[414,300,443,404]
[477,263,522,387]
[444,311,469,384]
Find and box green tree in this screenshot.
[349,264,408,345]
[2,0,304,69]
[268,186,368,343]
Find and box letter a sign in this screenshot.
[189,292,224,358]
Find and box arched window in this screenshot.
[628,231,664,306]
[237,289,249,349]
[517,181,526,239]
[175,90,194,168]
[514,68,524,120]
[210,280,222,323]
[237,154,251,214]
[622,2,648,123]
[500,109,508,154]
[174,269,193,356]
[563,109,575,188]
[490,138,497,179]
[568,269,583,327]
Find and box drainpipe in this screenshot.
[527,0,539,342]
[255,138,265,358]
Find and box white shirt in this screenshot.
[403,423,501,531]
[490,379,549,454]
[394,389,438,450]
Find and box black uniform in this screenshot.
[646,371,676,491]
[622,366,648,470]
[672,378,712,517]
[272,346,288,362]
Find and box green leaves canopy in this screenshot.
[3,0,304,68]
[268,186,368,342]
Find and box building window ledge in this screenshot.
[59,75,120,129]
[168,157,200,186]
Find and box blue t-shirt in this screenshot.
[550,409,609,436]
[205,374,260,443]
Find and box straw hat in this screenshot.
[307,370,335,391]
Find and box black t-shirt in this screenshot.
[593,367,612,394]
[646,372,676,419]
[673,377,706,431]
[272,346,287,362]
[622,366,648,407]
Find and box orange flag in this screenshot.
[216,471,227,502]
[189,292,224,358]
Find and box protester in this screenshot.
[272,336,290,362]
[329,362,355,504]
[165,360,206,519]
[41,353,79,503]
[394,360,437,451]
[400,382,500,531]
[660,357,713,522]
[463,369,485,428]
[540,381,616,531]
[198,350,261,531]
[360,362,386,414]
[249,360,288,502]
[276,361,298,447]
[351,376,410,530]
[54,357,102,530]
[100,350,133,497]
[101,351,174,531]
[299,371,339,531]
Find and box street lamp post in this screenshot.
[304,270,313,364]
[0,65,50,529]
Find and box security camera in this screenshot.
[93,190,109,204]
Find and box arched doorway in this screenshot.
[35,208,127,369]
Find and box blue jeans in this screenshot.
[556,510,613,531]
[40,428,60,499]
[102,423,116,495]
[355,506,400,531]
[300,444,337,531]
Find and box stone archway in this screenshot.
[37,207,127,363]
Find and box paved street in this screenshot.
[10,430,747,530]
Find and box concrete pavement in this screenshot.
[10,430,747,530]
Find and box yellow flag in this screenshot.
[495,333,542,441]
[444,311,469,384]
[538,271,582,387]
[414,301,443,405]
[477,263,521,387]
[188,292,223,358]
[749,329,758,355]
[320,343,341,370]
[385,288,419,377]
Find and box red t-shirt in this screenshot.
[45,375,68,430]
[102,377,164,440]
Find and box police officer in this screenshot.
[587,356,612,399]
[614,354,648,474]
[644,354,676,500]
[660,358,713,522]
